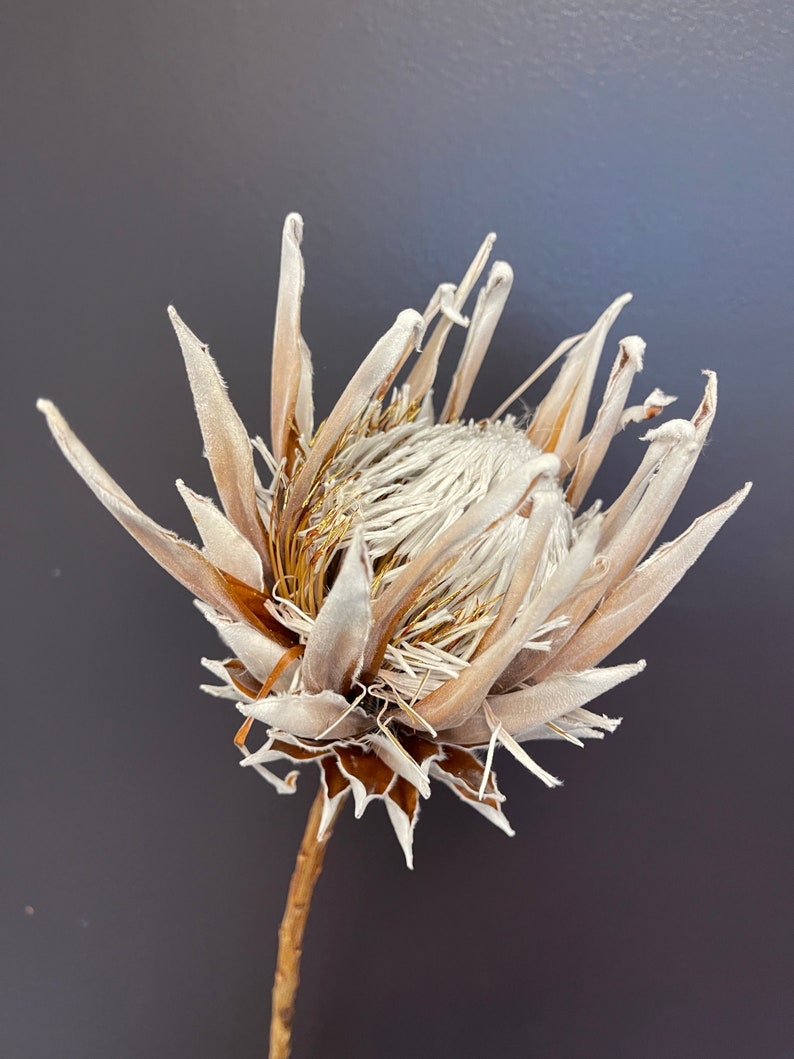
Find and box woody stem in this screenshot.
[268,783,345,1059]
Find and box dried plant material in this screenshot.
[38,214,750,875]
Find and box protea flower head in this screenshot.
[38,214,750,867]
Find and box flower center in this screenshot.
[327,415,568,581]
[277,410,573,703]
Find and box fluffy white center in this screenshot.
[330,417,568,576]
[276,414,574,701]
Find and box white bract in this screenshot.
[39,214,750,867]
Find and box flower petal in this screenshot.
[199,657,248,700]
[248,732,331,763]
[413,515,602,730]
[514,375,723,681]
[317,757,351,840]
[430,747,514,836]
[406,232,496,402]
[515,709,621,742]
[589,382,717,580]
[366,731,434,799]
[601,373,717,554]
[238,744,300,795]
[538,483,752,674]
[618,387,678,430]
[440,261,513,422]
[237,733,320,791]
[442,661,645,744]
[377,283,466,400]
[37,399,255,623]
[238,690,371,740]
[566,336,646,510]
[384,776,421,869]
[427,282,471,328]
[271,213,314,465]
[527,293,633,468]
[334,744,397,817]
[489,332,584,422]
[176,480,264,590]
[283,309,425,527]
[168,307,272,567]
[485,719,562,788]
[472,488,563,658]
[302,527,373,694]
[195,602,293,686]
[598,422,687,548]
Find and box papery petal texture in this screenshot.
[38,214,750,867]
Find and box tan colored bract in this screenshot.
[38,214,750,867]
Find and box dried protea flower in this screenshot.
[38,214,750,868]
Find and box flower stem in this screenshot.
[269,784,345,1059]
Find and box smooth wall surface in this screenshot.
[3,2,792,1057]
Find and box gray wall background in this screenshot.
[3,2,792,1057]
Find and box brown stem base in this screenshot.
[269,784,345,1059]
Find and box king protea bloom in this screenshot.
[38,214,750,867]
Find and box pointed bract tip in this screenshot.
[167,304,191,334]
[167,308,210,356]
[167,303,200,338]
[736,481,753,502]
[167,304,189,337]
